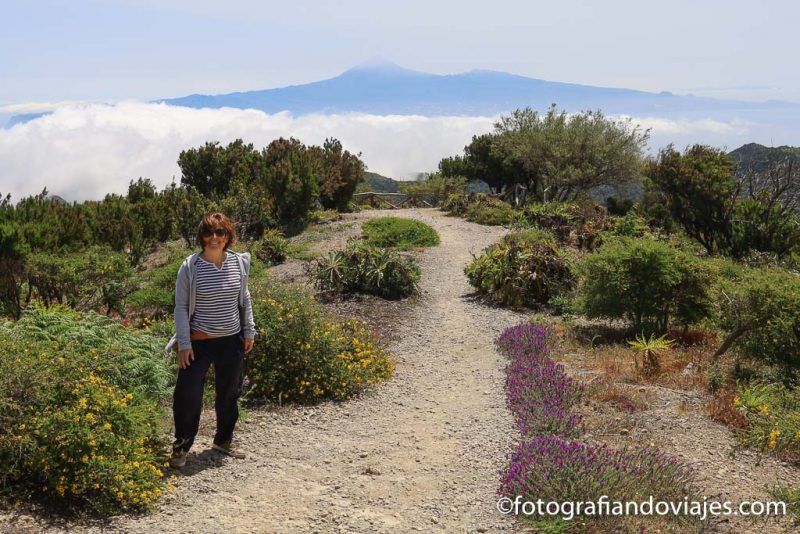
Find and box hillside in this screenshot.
[360,171,401,193]
[729,142,800,173]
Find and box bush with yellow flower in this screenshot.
[734,382,800,459]
[247,280,395,403]
[0,307,172,514]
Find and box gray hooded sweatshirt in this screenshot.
[164,250,256,353]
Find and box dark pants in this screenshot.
[172,333,244,453]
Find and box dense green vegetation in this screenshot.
[446,110,800,497]
[578,237,714,333]
[0,136,366,318]
[3,104,800,521]
[397,174,467,206]
[361,217,440,249]
[0,136,391,515]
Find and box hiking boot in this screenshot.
[212,441,246,459]
[169,449,188,469]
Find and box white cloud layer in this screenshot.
[0,102,753,202]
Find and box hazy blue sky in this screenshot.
[3,0,800,103]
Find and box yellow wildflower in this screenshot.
[768,428,781,449]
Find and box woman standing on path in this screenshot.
[167,212,256,468]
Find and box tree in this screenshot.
[256,138,320,232]
[649,144,800,258]
[648,145,739,255]
[162,182,215,247]
[399,173,467,206]
[127,178,157,203]
[0,221,29,318]
[714,267,800,376]
[316,138,365,210]
[12,189,88,251]
[730,198,800,258]
[439,134,524,194]
[730,143,800,212]
[178,139,259,198]
[738,156,800,213]
[493,106,648,201]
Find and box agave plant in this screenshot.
[628,332,674,373]
[314,251,348,292]
[362,247,391,291]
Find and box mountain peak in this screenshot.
[342,57,425,77]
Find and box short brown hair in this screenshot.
[196,212,237,250]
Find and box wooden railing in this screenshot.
[352,192,433,209]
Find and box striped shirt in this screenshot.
[189,252,242,337]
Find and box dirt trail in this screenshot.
[97,209,526,533]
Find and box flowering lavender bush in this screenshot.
[500,434,697,512]
[496,323,552,359]
[497,323,699,524]
[498,324,584,437]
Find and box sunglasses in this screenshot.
[201,228,228,238]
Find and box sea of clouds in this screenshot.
[0,101,754,202]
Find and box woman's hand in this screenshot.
[178,348,194,369]
[243,338,254,354]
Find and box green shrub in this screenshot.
[605,196,634,216]
[442,193,469,216]
[612,211,651,238]
[0,307,171,514]
[734,382,799,458]
[464,197,517,226]
[361,217,440,250]
[26,246,135,315]
[731,198,800,258]
[218,179,276,241]
[313,241,419,299]
[518,202,578,241]
[344,201,361,213]
[3,306,174,402]
[127,245,190,318]
[465,229,574,308]
[550,293,580,317]
[715,267,800,373]
[770,486,800,517]
[250,228,289,266]
[247,280,395,403]
[578,237,714,333]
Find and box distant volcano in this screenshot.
[159,58,798,117]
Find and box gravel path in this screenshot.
[91,209,526,533]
